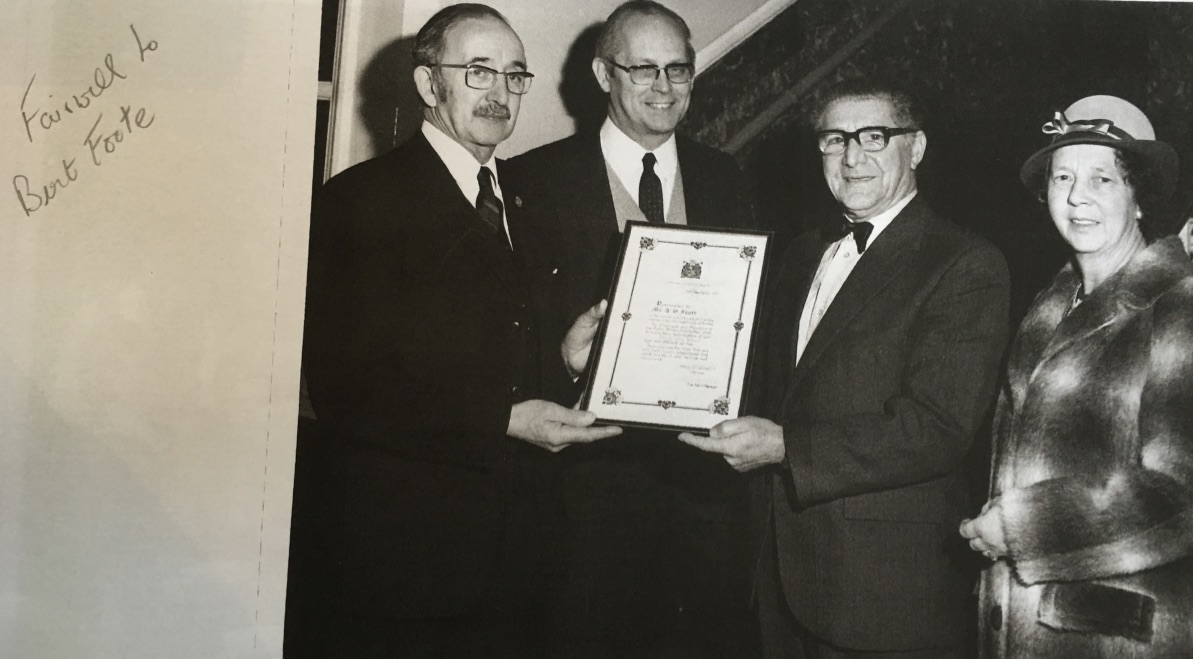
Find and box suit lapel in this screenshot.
[1006,266,1073,400]
[576,133,620,241]
[1029,269,1112,374]
[501,160,554,274]
[794,202,927,378]
[677,138,714,228]
[778,237,832,373]
[407,133,518,290]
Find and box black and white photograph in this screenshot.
[4,0,1193,657]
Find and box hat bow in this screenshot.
[1041,111,1131,141]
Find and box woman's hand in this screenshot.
[960,499,1009,561]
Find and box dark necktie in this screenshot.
[827,219,874,253]
[476,166,505,237]
[638,152,665,224]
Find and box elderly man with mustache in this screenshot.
[299,4,620,656]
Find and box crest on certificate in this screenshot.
[680,260,703,279]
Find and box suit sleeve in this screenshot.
[998,278,1193,584]
[782,241,1010,504]
[303,177,515,471]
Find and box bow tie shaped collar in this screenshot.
[823,219,875,253]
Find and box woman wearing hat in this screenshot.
[960,95,1193,657]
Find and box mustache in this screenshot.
[475,102,511,119]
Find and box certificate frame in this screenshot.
[579,222,773,433]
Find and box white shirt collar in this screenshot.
[599,116,678,208]
[846,190,916,247]
[421,121,501,206]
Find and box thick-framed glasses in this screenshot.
[433,63,534,94]
[606,60,695,85]
[816,126,918,155]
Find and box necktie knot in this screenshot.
[639,152,664,224]
[825,219,875,253]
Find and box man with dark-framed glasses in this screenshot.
[299,3,619,655]
[816,125,920,155]
[603,59,695,86]
[430,61,535,95]
[680,79,1011,656]
[511,1,757,655]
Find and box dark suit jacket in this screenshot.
[508,131,759,652]
[302,132,571,619]
[512,131,755,324]
[752,196,1010,650]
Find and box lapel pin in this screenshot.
[514,196,523,208]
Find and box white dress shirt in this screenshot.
[795,191,917,364]
[421,121,510,245]
[599,117,679,218]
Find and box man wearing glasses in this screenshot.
[511,1,756,655]
[680,81,1010,657]
[300,4,619,655]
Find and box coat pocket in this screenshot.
[1038,582,1155,643]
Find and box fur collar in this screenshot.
[1010,237,1191,397]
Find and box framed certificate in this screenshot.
[579,222,773,433]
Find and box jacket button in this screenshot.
[511,320,521,330]
[988,604,1002,631]
[510,385,521,397]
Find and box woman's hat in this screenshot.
[1019,95,1178,198]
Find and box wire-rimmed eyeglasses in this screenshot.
[605,60,695,86]
[433,63,534,95]
[816,126,919,155]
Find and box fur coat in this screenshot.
[979,237,1193,658]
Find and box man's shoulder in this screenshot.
[675,134,736,168]
[915,204,1004,259]
[506,133,604,198]
[511,132,594,167]
[674,135,745,204]
[323,135,433,194]
[898,203,1010,290]
[785,200,1006,266]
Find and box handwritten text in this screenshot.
[12,24,160,217]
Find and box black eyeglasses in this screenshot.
[433,64,534,94]
[605,60,695,86]
[816,126,919,155]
